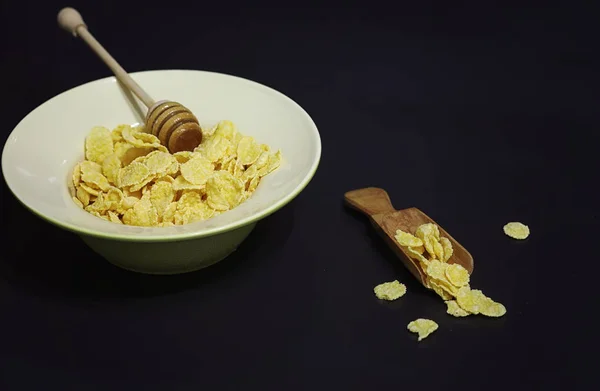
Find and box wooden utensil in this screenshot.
[344,187,474,287]
[57,7,203,153]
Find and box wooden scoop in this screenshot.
[57,7,203,153]
[344,187,474,287]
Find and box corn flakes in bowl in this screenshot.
[2,70,321,274]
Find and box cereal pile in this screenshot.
[68,120,282,226]
[395,223,506,318]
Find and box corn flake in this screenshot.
[172,175,205,191]
[81,170,111,192]
[445,300,470,317]
[85,126,114,164]
[445,263,470,287]
[150,181,175,217]
[428,278,453,300]
[373,280,407,301]
[407,319,438,341]
[206,171,244,211]
[173,151,194,164]
[118,161,150,188]
[122,198,159,227]
[196,134,231,163]
[439,237,453,261]
[180,155,213,185]
[258,150,282,177]
[394,230,423,247]
[76,186,91,207]
[479,298,507,318]
[456,287,485,314]
[503,222,530,240]
[237,136,263,166]
[72,163,82,186]
[102,154,122,185]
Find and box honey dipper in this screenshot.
[57,7,202,153]
[344,187,474,287]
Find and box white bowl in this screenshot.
[2,69,321,274]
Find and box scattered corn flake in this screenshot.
[503,222,530,240]
[85,126,114,164]
[373,280,407,301]
[479,298,507,318]
[445,300,470,317]
[394,229,424,247]
[407,319,438,341]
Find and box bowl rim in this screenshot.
[2,69,322,242]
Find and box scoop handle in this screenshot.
[344,187,396,216]
[57,7,155,109]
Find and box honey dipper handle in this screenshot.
[57,7,155,108]
[344,187,396,216]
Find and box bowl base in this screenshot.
[79,223,256,275]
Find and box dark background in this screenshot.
[0,0,598,389]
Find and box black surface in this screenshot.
[0,1,598,389]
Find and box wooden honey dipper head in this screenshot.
[146,100,203,153]
[58,7,203,153]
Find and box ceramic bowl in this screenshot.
[2,70,321,274]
